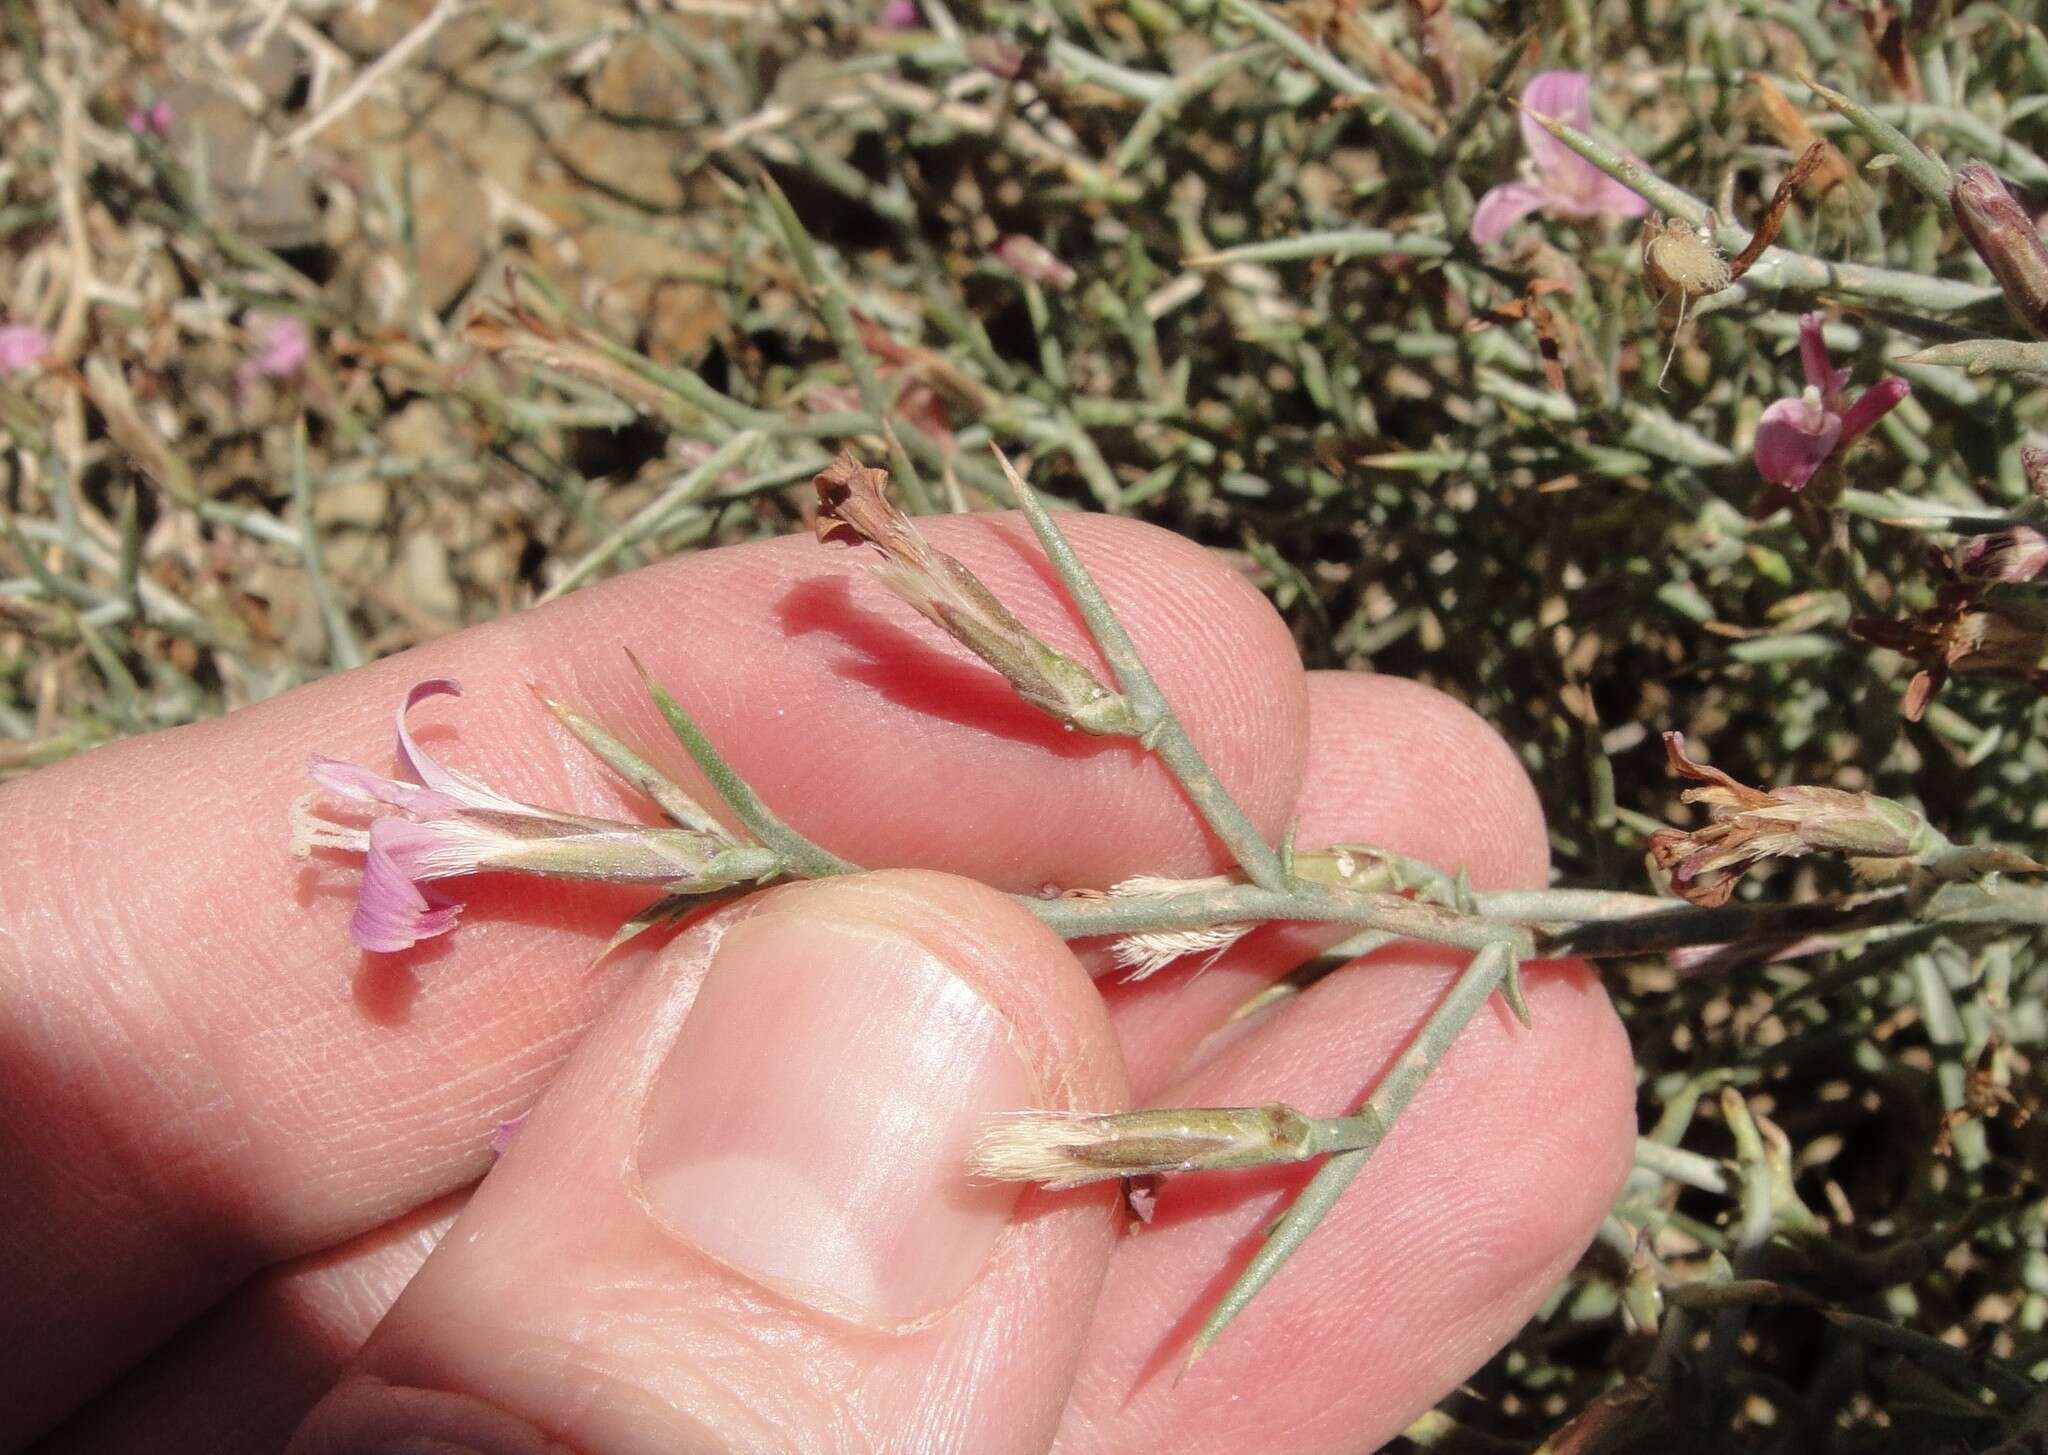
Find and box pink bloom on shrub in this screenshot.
[127,100,174,137]
[1471,72,1650,246]
[1753,312,1909,491]
[0,324,50,377]
[238,313,311,389]
[881,0,921,27]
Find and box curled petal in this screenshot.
[391,680,530,814]
[1470,181,1554,246]
[351,818,462,952]
[1837,376,1910,447]
[1754,393,1842,490]
[395,679,465,788]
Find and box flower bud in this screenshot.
[1959,526,2048,584]
[970,1104,1321,1189]
[1952,163,2048,339]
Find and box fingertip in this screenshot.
[1299,672,1549,890]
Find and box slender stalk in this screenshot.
[1895,338,2048,381]
[994,447,1290,891]
[539,430,762,603]
[1216,0,1439,160]
[761,180,936,514]
[1803,76,1953,204]
[533,687,732,839]
[1519,108,1999,318]
[629,652,859,879]
[290,418,364,671]
[1188,939,1520,1364]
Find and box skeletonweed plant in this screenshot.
[294,447,2047,1363]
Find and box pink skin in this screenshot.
[5,516,1633,1453]
[1470,71,1650,245]
[1754,312,1911,490]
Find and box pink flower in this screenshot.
[1753,312,1910,491]
[1471,72,1650,246]
[0,324,49,378]
[294,680,740,952]
[237,313,311,390]
[880,0,921,27]
[127,100,174,137]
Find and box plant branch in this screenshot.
[993,446,1291,892]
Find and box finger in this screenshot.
[289,872,1127,1455]
[1061,952,1634,1455]
[0,512,1307,1441]
[1104,671,1552,1095]
[41,1198,458,1455]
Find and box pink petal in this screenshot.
[880,0,920,26]
[1754,394,1843,490]
[309,754,459,816]
[351,818,462,952]
[1518,70,1647,220]
[0,324,50,377]
[1470,181,1554,246]
[1838,375,1910,446]
[247,313,311,380]
[394,679,470,791]
[1518,71,1594,177]
[1580,170,1650,220]
[1795,312,1849,406]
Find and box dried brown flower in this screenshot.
[812,454,1139,736]
[1852,551,2048,719]
[1646,733,1926,906]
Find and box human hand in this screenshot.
[3,511,1633,1453]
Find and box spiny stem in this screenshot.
[993,445,1290,892]
[1188,939,1520,1366]
[1518,108,1999,319]
[1803,75,1953,205]
[627,651,860,879]
[532,685,732,839]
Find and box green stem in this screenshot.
[762,179,937,514]
[1214,0,1439,160]
[996,449,1290,892]
[1804,76,1953,204]
[1188,939,1519,1364]
[630,653,860,879]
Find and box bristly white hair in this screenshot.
[1102,874,1250,981]
[1108,923,1252,981]
[968,1111,1124,1190]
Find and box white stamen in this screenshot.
[288,795,368,857]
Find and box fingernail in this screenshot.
[637,913,1036,1322]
